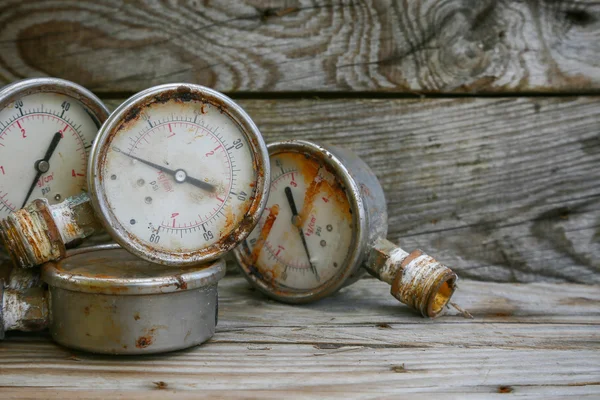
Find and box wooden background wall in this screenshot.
[1,0,598,283]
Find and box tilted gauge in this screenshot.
[234,140,459,318]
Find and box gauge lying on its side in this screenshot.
[88,84,269,266]
[235,140,458,318]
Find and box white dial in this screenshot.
[90,85,269,265]
[0,91,101,217]
[242,151,355,292]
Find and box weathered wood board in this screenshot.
[0,277,599,398]
[1,0,600,93]
[104,96,600,284]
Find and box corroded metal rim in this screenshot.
[87,83,270,266]
[0,78,110,129]
[42,245,226,295]
[233,139,368,304]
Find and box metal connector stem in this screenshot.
[1,284,49,339]
[365,238,457,318]
[0,193,100,268]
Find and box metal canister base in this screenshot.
[42,245,225,355]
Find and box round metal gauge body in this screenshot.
[0,78,109,218]
[234,140,388,303]
[42,244,225,355]
[88,84,269,266]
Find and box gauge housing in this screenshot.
[234,140,388,303]
[88,84,270,266]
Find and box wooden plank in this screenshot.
[0,278,598,398]
[218,277,600,325]
[1,1,600,93]
[106,96,600,283]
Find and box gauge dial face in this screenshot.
[95,91,264,263]
[0,92,100,217]
[240,151,355,295]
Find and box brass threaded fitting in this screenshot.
[366,239,457,318]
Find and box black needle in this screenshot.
[284,186,320,281]
[21,132,62,208]
[113,147,216,193]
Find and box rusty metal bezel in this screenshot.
[0,78,110,221]
[42,244,226,295]
[233,140,368,304]
[0,77,109,133]
[87,83,270,266]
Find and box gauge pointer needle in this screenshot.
[21,132,62,208]
[113,148,216,193]
[284,186,320,281]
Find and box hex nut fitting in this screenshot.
[0,283,49,337]
[0,199,65,268]
[0,193,99,269]
[366,239,457,318]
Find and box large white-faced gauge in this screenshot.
[0,78,109,217]
[88,84,269,266]
[235,140,459,318]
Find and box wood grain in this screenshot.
[0,277,599,398]
[1,0,600,93]
[106,95,600,283]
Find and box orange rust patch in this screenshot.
[136,335,153,348]
[250,204,279,265]
[222,204,235,233]
[136,327,160,348]
[498,386,513,393]
[175,276,188,290]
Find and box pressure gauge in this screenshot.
[88,84,269,266]
[1,243,225,354]
[0,78,109,217]
[234,140,458,318]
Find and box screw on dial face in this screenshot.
[0,91,100,217]
[91,85,268,265]
[242,151,355,292]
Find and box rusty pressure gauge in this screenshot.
[0,78,108,217]
[0,244,225,354]
[234,140,458,318]
[89,83,270,266]
[1,84,270,268]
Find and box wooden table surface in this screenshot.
[1,276,599,399]
[1,1,599,398]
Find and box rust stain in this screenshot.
[498,386,513,393]
[136,335,153,348]
[135,326,163,349]
[174,275,188,290]
[250,204,279,265]
[390,364,406,373]
[133,313,140,321]
[83,306,90,316]
[97,84,267,263]
[222,204,235,233]
[153,381,168,390]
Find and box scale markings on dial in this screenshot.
[0,81,107,219]
[244,151,354,291]
[89,84,269,266]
